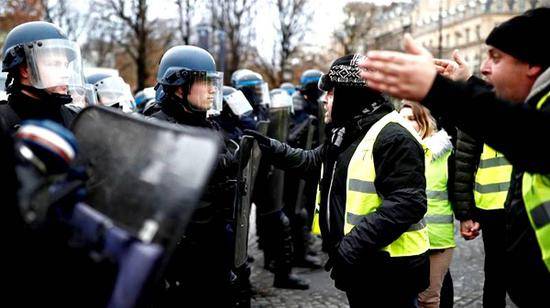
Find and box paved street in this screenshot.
[249,206,517,307]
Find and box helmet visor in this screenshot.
[187,71,223,113]
[239,81,270,107]
[94,76,135,112]
[69,83,97,108]
[23,39,84,90]
[270,90,293,109]
[224,90,253,117]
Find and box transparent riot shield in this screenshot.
[72,106,221,244]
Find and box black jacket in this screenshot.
[451,129,483,221]
[0,92,78,133]
[265,102,429,292]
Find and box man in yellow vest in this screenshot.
[359,7,550,307]
[246,54,429,307]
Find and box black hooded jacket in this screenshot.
[263,101,429,291]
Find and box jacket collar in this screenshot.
[526,67,550,104]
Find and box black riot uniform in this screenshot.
[151,45,239,307]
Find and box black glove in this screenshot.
[328,247,354,291]
[243,129,274,153]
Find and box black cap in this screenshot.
[486,7,550,68]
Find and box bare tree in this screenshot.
[254,0,312,86]
[333,2,378,56]
[209,0,256,83]
[96,0,152,91]
[175,0,196,45]
[40,0,91,41]
[0,0,44,47]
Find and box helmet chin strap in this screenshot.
[18,84,73,106]
[173,87,207,115]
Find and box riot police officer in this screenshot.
[151,45,238,307]
[231,69,270,122]
[86,73,136,113]
[211,85,257,142]
[299,69,323,118]
[0,21,85,132]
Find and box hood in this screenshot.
[424,129,453,162]
[526,67,550,102]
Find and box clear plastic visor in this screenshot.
[224,90,253,117]
[239,81,271,107]
[270,91,293,110]
[187,71,223,113]
[23,39,84,91]
[94,76,135,112]
[69,84,98,108]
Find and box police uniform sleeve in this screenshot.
[337,124,427,265]
[422,74,550,173]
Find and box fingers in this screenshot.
[433,58,452,67]
[452,49,465,65]
[362,51,409,65]
[403,33,432,57]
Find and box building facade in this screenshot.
[369,0,549,74]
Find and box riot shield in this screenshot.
[72,106,220,243]
[294,116,316,214]
[257,120,269,135]
[233,135,254,268]
[263,108,290,214]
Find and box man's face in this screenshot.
[481,47,535,103]
[187,80,216,111]
[37,54,70,95]
[320,89,334,124]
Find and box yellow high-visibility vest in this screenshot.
[345,111,429,257]
[425,148,455,249]
[474,144,512,210]
[523,90,550,271]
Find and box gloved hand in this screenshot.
[243,129,275,153]
[328,247,354,291]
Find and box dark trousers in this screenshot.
[478,209,507,308]
[440,270,454,308]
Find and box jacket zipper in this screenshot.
[326,162,338,233]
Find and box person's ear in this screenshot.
[527,64,542,79]
[19,64,30,79]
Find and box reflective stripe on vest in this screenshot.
[425,148,456,249]
[345,111,429,257]
[522,90,550,271]
[474,144,512,210]
[311,165,323,236]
